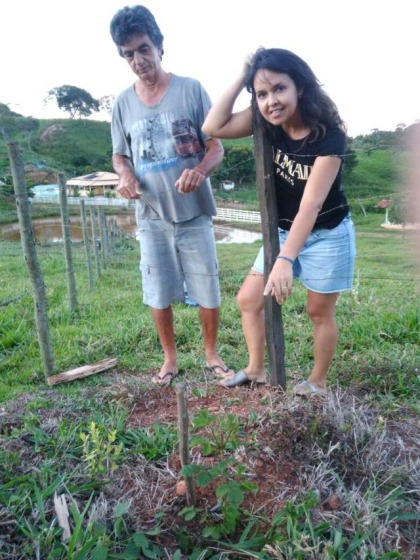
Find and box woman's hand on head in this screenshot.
[242,47,263,77]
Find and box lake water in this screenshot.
[31,184,59,197]
[0,215,262,245]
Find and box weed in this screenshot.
[121,421,178,461]
[80,422,123,477]
[181,459,258,540]
[190,410,242,456]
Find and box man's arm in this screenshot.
[175,138,224,194]
[112,154,141,199]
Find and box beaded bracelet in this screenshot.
[276,255,294,265]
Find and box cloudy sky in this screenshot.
[1,0,418,137]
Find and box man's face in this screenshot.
[120,33,163,82]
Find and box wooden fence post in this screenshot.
[252,111,286,389]
[58,173,78,313]
[99,208,108,267]
[6,141,56,378]
[79,199,94,291]
[89,205,101,277]
[176,383,196,505]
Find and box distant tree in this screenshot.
[342,142,358,184]
[0,175,34,199]
[213,145,255,186]
[44,85,100,118]
[99,95,115,116]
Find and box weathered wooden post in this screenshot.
[89,205,101,277]
[6,141,56,378]
[58,173,78,313]
[176,383,196,505]
[252,110,286,389]
[98,207,109,266]
[79,199,94,291]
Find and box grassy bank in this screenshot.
[0,215,419,558]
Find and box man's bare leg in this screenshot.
[151,306,177,378]
[200,306,233,376]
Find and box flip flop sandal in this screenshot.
[151,371,178,387]
[204,364,233,379]
[220,369,266,388]
[294,380,327,396]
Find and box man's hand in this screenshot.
[116,170,141,199]
[175,168,206,193]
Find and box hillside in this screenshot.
[0,103,113,184]
[1,102,417,215]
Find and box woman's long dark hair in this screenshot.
[245,48,346,141]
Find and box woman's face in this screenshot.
[253,69,301,127]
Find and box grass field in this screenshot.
[0,213,419,558]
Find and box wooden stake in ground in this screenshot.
[176,383,196,506]
[252,110,286,389]
[6,141,56,378]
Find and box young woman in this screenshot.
[202,48,356,394]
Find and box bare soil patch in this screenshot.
[2,375,419,557]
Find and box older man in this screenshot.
[110,5,232,385]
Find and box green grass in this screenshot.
[0,214,418,405]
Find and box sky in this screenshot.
[1,0,418,138]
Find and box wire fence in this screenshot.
[2,139,419,382]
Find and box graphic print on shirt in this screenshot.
[273,148,312,187]
[131,112,203,177]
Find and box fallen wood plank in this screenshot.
[47,358,117,386]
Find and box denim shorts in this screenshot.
[252,214,356,293]
[138,214,221,309]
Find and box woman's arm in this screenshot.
[264,156,342,300]
[202,62,253,139]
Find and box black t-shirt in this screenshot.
[272,126,349,230]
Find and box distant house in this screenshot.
[374,198,391,224]
[221,180,235,191]
[66,172,119,196]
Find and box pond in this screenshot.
[0,215,262,245]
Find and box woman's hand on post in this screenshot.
[263,259,293,304]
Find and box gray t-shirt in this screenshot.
[111,74,217,223]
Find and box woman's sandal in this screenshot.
[220,370,266,388]
[151,371,178,387]
[204,364,233,379]
[294,380,327,396]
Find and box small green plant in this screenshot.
[190,410,242,456]
[80,422,123,477]
[181,459,258,539]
